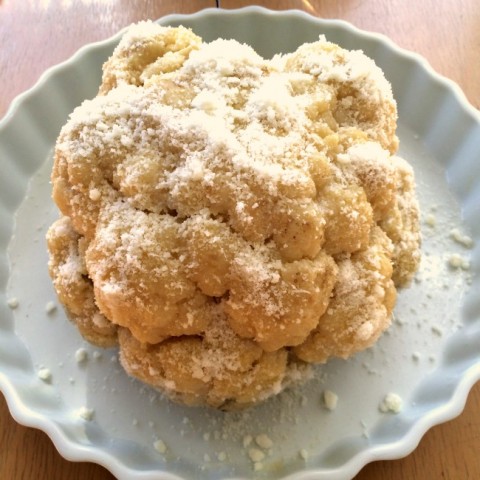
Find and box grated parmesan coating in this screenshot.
[47,22,421,409]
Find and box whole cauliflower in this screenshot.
[47,22,420,409]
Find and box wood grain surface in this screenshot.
[0,1,479,479]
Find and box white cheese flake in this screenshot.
[323,390,338,410]
[89,188,101,201]
[153,439,167,454]
[379,393,403,413]
[75,348,88,363]
[7,297,19,309]
[424,213,436,227]
[255,433,273,449]
[448,253,470,270]
[412,352,421,362]
[38,368,52,382]
[431,325,443,336]
[45,301,57,314]
[248,448,265,463]
[77,406,95,421]
[450,228,473,248]
[299,448,309,460]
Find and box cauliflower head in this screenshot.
[47,22,420,409]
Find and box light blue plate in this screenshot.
[0,7,479,480]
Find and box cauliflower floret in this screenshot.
[47,22,421,409]
[294,226,397,363]
[100,23,202,94]
[85,201,211,343]
[118,314,297,410]
[379,156,421,286]
[46,216,117,347]
[278,38,399,154]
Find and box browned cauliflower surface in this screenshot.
[47,22,421,409]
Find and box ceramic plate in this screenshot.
[0,7,479,480]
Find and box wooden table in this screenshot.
[0,1,479,478]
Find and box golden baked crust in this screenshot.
[47,22,421,409]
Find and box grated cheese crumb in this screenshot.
[412,352,421,362]
[154,439,167,454]
[424,213,436,227]
[322,390,338,411]
[248,448,265,463]
[448,253,470,270]
[299,448,309,460]
[255,433,273,449]
[7,297,19,309]
[89,188,101,201]
[45,301,57,314]
[77,406,94,421]
[75,348,88,363]
[38,368,52,382]
[379,392,403,413]
[450,228,473,248]
[431,325,443,336]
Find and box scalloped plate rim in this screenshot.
[0,6,479,480]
